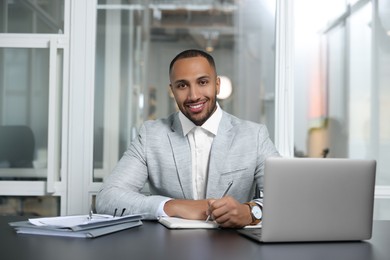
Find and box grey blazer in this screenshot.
[96,111,279,219]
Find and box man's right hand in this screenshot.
[164,199,210,220]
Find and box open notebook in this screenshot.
[158,217,261,229]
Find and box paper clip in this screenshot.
[87,209,93,221]
[113,208,126,218]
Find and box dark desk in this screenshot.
[1,216,389,260]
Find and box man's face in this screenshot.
[169,56,220,126]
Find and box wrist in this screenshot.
[243,204,253,226]
[157,198,172,218]
[164,199,209,220]
[164,199,180,217]
[244,202,262,225]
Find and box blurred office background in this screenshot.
[0,0,389,219]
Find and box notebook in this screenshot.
[158,216,261,229]
[237,157,376,243]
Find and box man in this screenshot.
[96,49,279,228]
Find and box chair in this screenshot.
[0,125,35,168]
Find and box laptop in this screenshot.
[238,157,376,243]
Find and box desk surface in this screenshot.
[1,216,389,260]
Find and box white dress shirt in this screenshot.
[156,104,222,217]
[180,104,222,199]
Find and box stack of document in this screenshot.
[9,214,143,238]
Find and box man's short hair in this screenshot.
[169,49,217,75]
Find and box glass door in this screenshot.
[0,0,67,216]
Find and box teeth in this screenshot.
[190,104,203,109]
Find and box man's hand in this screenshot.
[164,199,210,220]
[207,196,252,228]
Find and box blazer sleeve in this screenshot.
[253,124,281,205]
[95,123,171,220]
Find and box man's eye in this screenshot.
[177,83,186,88]
[199,80,208,86]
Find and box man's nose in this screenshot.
[188,85,200,100]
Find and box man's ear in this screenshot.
[168,84,175,99]
[216,76,221,95]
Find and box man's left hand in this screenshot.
[207,196,252,228]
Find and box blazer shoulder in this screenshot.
[142,113,178,133]
[223,112,267,131]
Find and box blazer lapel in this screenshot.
[167,115,193,199]
[206,113,235,198]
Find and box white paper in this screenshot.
[14,220,143,238]
[159,217,218,229]
[158,217,262,229]
[29,214,128,228]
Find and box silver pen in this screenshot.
[205,180,234,222]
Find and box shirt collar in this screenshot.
[179,102,222,136]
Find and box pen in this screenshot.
[205,180,234,222]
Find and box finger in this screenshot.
[208,199,216,207]
[213,196,234,209]
[206,199,216,219]
[211,203,229,221]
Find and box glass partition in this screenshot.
[0,0,66,217]
[294,0,390,219]
[326,24,347,158]
[93,0,277,181]
[375,0,390,185]
[0,47,63,181]
[0,0,64,34]
[348,3,373,159]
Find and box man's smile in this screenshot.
[187,101,206,113]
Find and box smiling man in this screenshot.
[169,51,220,126]
[96,49,279,228]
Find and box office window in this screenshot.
[294,2,380,160]
[294,0,348,158]
[348,4,373,159]
[0,0,67,217]
[375,0,390,186]
[0,0,64,34]
[294,0,390,219]
[326,24,347,158]
[93,0,277,181]
[0,47,62,182]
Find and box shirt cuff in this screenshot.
[253,198,263,209]
[156,198,172,218]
